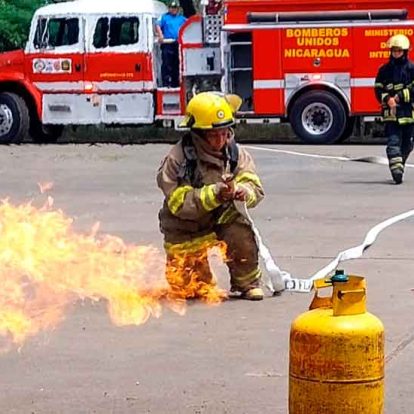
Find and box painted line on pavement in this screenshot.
[243,145,414,168]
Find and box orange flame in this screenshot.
[0,196,227,351]
[165,240,228,305]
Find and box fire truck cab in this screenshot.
[1,0,414,144]
[0,0,168,144]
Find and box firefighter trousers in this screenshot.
[164,221,261,298]
[161,43,179,88]
[385,122,414,167]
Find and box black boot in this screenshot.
[389,156,404,184]
[390,165,404,184]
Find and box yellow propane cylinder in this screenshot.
[289,271,384,414]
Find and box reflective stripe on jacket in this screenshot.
[157,132,264,243]
[374,57,414,123]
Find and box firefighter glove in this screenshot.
[215,182,235,202]
[234,184,249,201]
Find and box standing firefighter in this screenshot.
[375,34,414,184]
[157,92,265,301]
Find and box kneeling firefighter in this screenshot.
[375,34,414,184]
[157,92,265,301]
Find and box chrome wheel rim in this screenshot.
[0,104,14,137]
[301,102,333,136]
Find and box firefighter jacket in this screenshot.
[375,54,414,124]
[157,130,264,244]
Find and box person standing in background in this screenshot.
[155,1,187,87]
[375,34,414,184]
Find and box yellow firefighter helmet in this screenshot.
[387,34,410,50]
[179,92,242,129]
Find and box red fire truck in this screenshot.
[1,0,414,144]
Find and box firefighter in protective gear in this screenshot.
[375,34,414,184]
[157,92,265,301]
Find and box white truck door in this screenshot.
[85,13,155,124]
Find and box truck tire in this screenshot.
[0,92,30,144]
[337,117,356,143]
[289,90,347,144]
[30,122,64,143]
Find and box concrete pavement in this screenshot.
[0,143,412,413]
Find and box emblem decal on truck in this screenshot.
[33,59,72,74]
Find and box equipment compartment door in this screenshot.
[102,93,154,124]
[252,29,284,115]
[227,32,253,112]
[282,27,353,72]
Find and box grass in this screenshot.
[51,123,386,145]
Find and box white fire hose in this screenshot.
[234,200,414,294]
[234,200,288,293]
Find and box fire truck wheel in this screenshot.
[0,92,30,144]
[289,91,347,144]
[30,122,64,144]
[337,117,356,143]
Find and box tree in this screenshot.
[0,0,47,52]
[0,0,200,53]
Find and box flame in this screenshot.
[166,237,227,304]
[0,195,227,350]
[165,241,228,305]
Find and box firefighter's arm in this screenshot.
[233,148,265,209]
[374,67,390,105]
[156,154,229,220]
[397,66,414,104]
[155,25,164,42]
[408,67,414,103]
[155,15,164,42]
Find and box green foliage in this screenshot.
[0,0,199,52]
[0,0,47,52]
